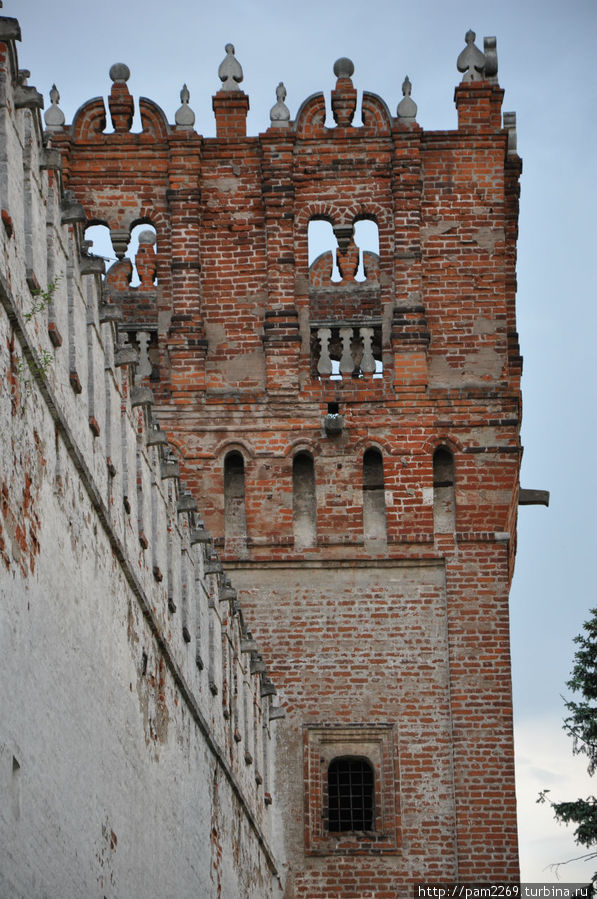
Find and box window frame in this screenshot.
[303,724,400,855]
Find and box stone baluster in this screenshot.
[360,327,376,374]
[339,326,353,375]
[317,327,332,376]
[135,330,152,382]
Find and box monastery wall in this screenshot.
[0,18,284,898]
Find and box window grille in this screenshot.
[327,757,374,831]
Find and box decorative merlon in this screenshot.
[44,84,65,132]
[40,147,62,170]
[114,345,137,367]
[175,84,195,130]
[130,386,154,407]
[269,82,290,127]
[218,43,243,91]
[503,111,517,154]
[483,36,499,82]
[177,493,198,514]
[60,190,86,226]
[146,427,168,446]
[457,30,486,82]
[0,16,21,41]
[189,526,211,544]
[99,303,123,324]
[396,76,417,122]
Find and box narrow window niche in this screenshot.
[362,448,387,545]
[224,451,247,555]
[433,446,456,533]
[293,451,316,549]
[12,755,21,821]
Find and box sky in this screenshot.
[13,0,597,883]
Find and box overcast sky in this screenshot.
[14,0,597,882]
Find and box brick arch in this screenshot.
[294,92,326,139]
[71,97,106,140]
[284,438,320,459]
[86,216,110,229]
[162,435,186,459]
[139,97,170,139]
[212,438,255,462]
[361,91,392,134]
[129,214,158,232]
[422,434,463,456]
[295,203,346,233]
[354,435,396,457]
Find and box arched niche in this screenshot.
[363,448,387,544]
[293,451,316,549]
[433,446,456,533]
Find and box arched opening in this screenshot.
[363,448,386,543]
[224,451,247,552]
[327,756,374,832]
[128,222,157,288]
[293,452,316,548]
[84,224,115,272]
[433,446,455,533]
[353,219,379,282]
[308,219,341,282]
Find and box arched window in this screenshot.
[353,219,379,282]
[433,446,455,533]
[84,223,115,272]
[362,448,386,543]
[224,451,247,551]
[327,757,374,832]
[308,219,341,281]
[293,452,316,548]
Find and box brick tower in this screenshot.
[54,32,522,896]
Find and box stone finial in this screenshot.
[138,229,156,246]
[333,57,354,79]
[175,83,195,130]
[457,30,486,82]
[218,43,243,91]
[44,84,65,132]
[331,57,356,126]
[109,62,130,83]
[269,82,290,127]
[135,230,157,289]
[396,76,417,122]
[108,63,134,132]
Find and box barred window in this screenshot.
[327,757,374,831]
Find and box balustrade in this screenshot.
[311,323,383,379]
